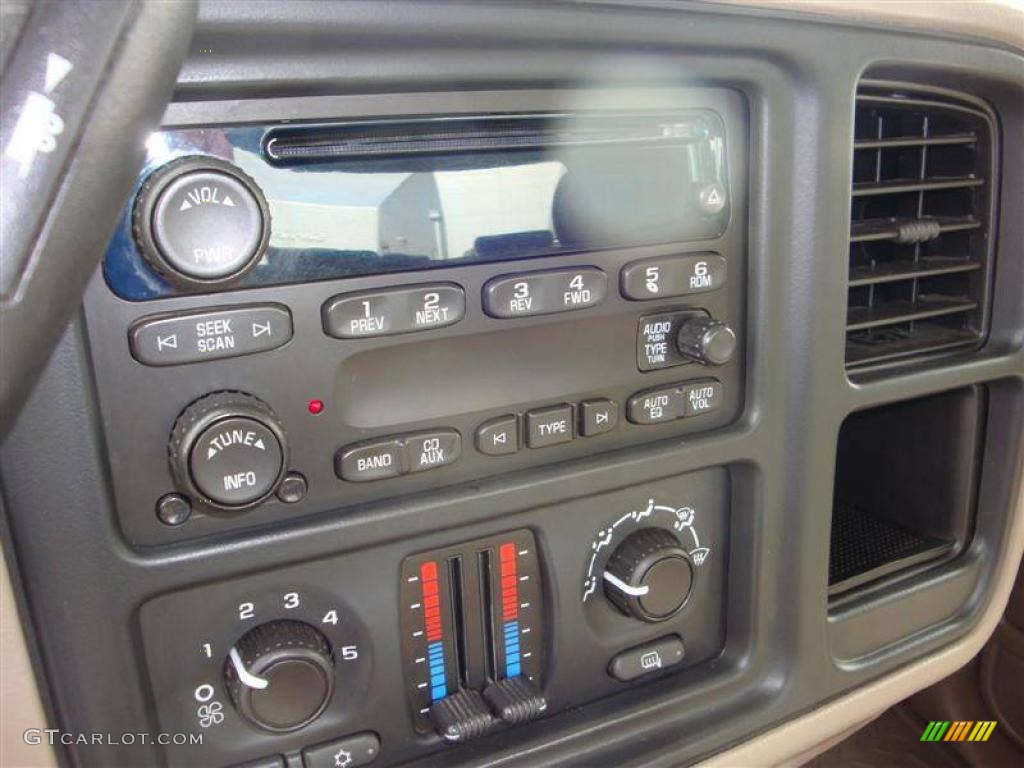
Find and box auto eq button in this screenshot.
[627,385,685,425]
[129,305,292,366]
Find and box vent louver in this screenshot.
[846,84,995,367]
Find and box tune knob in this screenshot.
[676,316,736,366]
[133,156,270,289]
[603,528,695,623]
[169,391,288,512]
[225,620,334,732]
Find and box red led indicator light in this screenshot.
[307,399,325,415]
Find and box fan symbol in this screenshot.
[196,701,224,728]
[333,748,353,768]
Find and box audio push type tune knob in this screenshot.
[603,528,695,623]
[133,156,271,289]
[676,315,737,366]
[224,620,335,732]
[169,391,288,512]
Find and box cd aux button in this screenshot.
[483,267,606,318]
[323,284,465,339]
[405,430,461,474]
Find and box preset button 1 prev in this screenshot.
[129,304,292,366]
[483,267,606,318]
[323,284,465,339]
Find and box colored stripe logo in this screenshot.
[921,721,997,742]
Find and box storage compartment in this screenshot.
[829,387,985,596]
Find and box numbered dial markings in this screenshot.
[165,587,364,742]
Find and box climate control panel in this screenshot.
[139,470,727,767]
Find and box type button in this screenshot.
[526,404,575,448]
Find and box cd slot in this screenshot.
[264,112,709,164]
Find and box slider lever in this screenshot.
[482,676,547,726]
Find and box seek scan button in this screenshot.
[129,304,292,366]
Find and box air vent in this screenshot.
[846,83,995,367]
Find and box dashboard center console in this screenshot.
[78,88,746,766]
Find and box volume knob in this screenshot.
[133,156,270,290]
[225,620,334,732]
[169,391,287,512]
[676,316,736,366]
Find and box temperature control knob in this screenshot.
[169,391,288,512]
[133,156,270,289]
[225,620,334,732]
[676,316,736,366]
[603,528,694,623]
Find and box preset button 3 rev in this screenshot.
[483,267,606,318]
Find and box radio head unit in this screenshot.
[105,110,730,299]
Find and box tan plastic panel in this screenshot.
[708,0,1024,51]
[700,455,1024,768]
[1,549,56,768]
